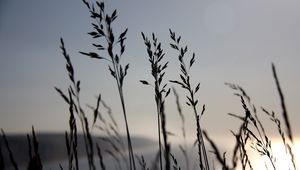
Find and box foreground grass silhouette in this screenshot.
[0,0,297,170]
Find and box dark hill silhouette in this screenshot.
[0,133,155,168]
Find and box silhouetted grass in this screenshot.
[1,127,44,170]
[26,127,43,170]
[1,129,18,170]
[0,1,298,170]
[173,88,190,170]
[56,38,95,170]
[169,29,209,170]
[80,0,135,169]
[89,96,129,169]
[96,143,105,170]
[170,153,181,170]
[0,139,4,170]
[203,64,296,170]
[64,88,79,170]
[272,64,293,142]
[136,155,148,170]
[141,32,171,170]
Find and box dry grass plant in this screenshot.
[140,32,171,170]
[169,29,210,170]
[79,0,135,169]
[0,1,298,170]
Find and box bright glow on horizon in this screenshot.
[251,138,300,169]
[0,0,300,145]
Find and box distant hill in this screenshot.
[0,133,156,168]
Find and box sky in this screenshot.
[0,0,300,143]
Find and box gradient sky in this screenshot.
[0,0,300,141]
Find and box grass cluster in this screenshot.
[0,0,297,170]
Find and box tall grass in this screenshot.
[0,1,298,170]
[169,29,210,170]
[56,38,95,170]
[203,64,296,170]
[0,138,4,170]
[141,32,171,170]
[26,127,43,170]
[1,127,43,170]
[173,87,190,170]
[1,129,18,170]
[79,0,135,169]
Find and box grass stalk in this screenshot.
[141,32,171,170]
[26,126,43,170]
[272,63,293,142]
[96,143,106,170]
[56,38,95,170]
[169,29,209,170]
[80,0,135,169]
[1,129,18,170]
[0,140,4,170]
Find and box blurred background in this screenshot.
[0,0,300,168]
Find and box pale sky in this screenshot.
[0,0,300,142]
